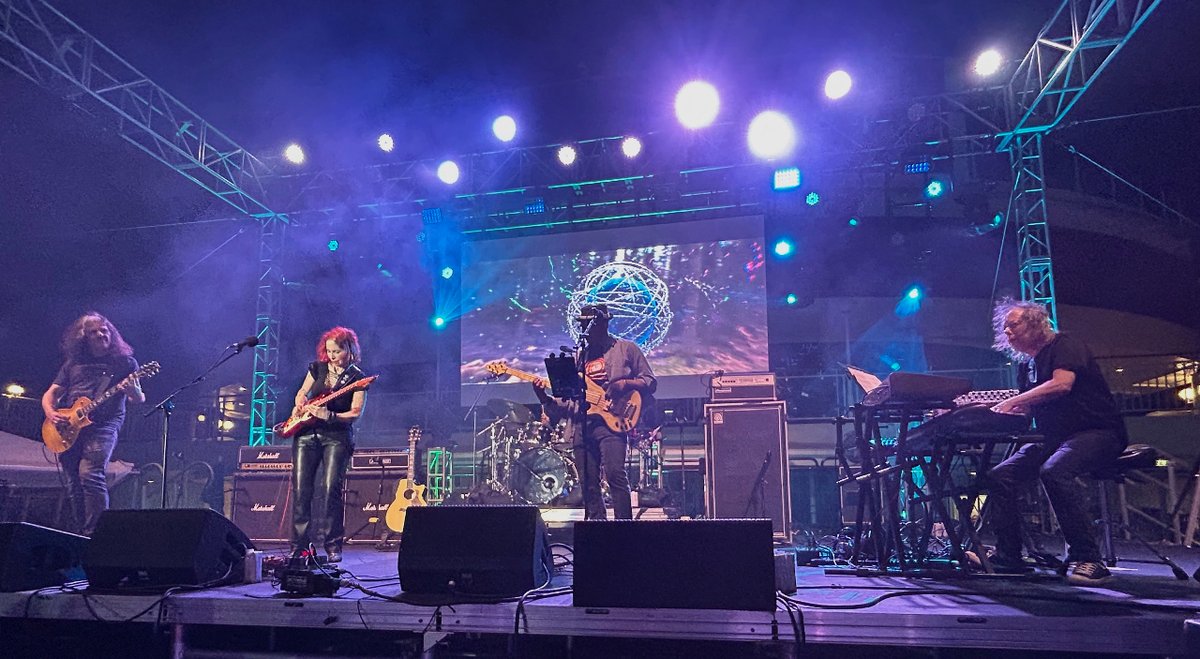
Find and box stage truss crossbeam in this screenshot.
[0,0,287,445]
[1000,0,1163,326]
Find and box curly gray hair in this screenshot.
[991,298,1052,361]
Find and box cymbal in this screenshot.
[486,398,533,424]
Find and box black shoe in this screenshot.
[988,551,1033,573]
[325,547,343,563]
[1066,561,1112,586]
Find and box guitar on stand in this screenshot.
[272,375,377,438]
[385,426,428,533]
[484,360,642,432]
[42,361,161,453]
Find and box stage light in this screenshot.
[219,419,235,431]
[283,143,305,165]
[327,239,339,252]
[906,287,922,300]
[747,110,796,160]
[991,212,1004,227]
[889,361,902,372]
[772,167,802,191]
[824,70,852,100]
[524,198,546,214]
[437,160,460,184]
[904,161,931,174]
[773,239,795,257]
[377,133,395,153]
[432,316,446,329]
[896,286,923,316]
[1180,386,1196,404]
[196,413,207,422]
[848,218,859,227]
[974,49,1003,77]
[924,179,946,199]
[441,267,454,280]
[557,145,577,166]
[4,383,25,397]
[621,136,643,158]
[805,192,821,206]
[493,115,517,142]
[785,293,798,305]
[421,207,443,224]
[675,80,720,129]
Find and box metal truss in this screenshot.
[0,0,288,445]
[999,0,1163,326]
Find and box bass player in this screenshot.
[41,312,144,536]
[288,326,368,563]
[532,303,656,520]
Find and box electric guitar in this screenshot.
[42,361,161,453]
[272,375,377,439]
[484,360,642,432]
[384,426,427,533]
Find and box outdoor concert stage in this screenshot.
[3,540,1199,657]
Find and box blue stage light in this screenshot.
[904,161,931,174]
[441,267,454,280]
[906,286,922,300]
[992,212,1004,226]
[524,198,546,215]
[421,207,443,224]
[805,192,821,206]
[785,293,798,305]
[890,361,902,371]
[773,239,795,257]
[327,239,339,252]
[432,316,446,329]
[772,167,801,191]
[848,218,859,227]
[924,180,946,199]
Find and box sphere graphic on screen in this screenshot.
[567,262,673,351]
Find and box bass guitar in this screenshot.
[42,361,162,453]
[272,375,377,439]
[384,426,427,533]
[484,360,642,432]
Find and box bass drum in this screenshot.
[513,447,576,505]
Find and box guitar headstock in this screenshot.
[484,361,511,377]
[352,375,379,390]
[136,361,161,379]
[408,425,422,447]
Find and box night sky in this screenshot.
[2,0,1198,395]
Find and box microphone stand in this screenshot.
[144,343,254,509]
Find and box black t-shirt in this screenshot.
[304,361,367,434]
[1018,333,1121,440]
[52,354,138,426]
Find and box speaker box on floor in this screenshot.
[704,401,792,538]
[397,505,548,597]
[344,470,406,543]
[573,519,776,611]
[0,522,88,592]
[228,472,291,542]
[84,508,254,590]
[789,466,842,531]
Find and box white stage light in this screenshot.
[674,80,720,129]
[974,49,1003,77]
[283,143,305,165]
[437,160,460,184]
[824,70,853,100]
[747,111,797,160]
[621,137,642,158]
[557,145,577,166]
[493,115,517,142]
[377,133,395,152]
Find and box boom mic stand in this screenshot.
[145,341,255,509]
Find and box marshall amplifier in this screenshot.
[350,448,409,472]
[237,445,293,472]
[710,372,777,402]
[343,471,408,543]
[228,472,290,542]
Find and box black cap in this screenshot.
[578,303,611,320]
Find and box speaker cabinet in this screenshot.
[704,401,792,538]
[573,519,776,611]
[85,509,254,590]
[0,523,88,592]
[228,472,291,542]
[343,471,406,543]
[397,505,548,597]
[789,466,842,531]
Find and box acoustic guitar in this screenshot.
[272,375,377,439]
[42,361,161,453]
[384,426,427,533]
[484,360,642,433]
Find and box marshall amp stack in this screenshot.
[228,445,412,543]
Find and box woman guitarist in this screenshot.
[41,312,144,536]
[532,304,656,520]
[288,326,367,563]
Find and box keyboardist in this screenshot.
[985,298,1126,586]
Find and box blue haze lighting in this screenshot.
[805,192,821,206]
[772,167,801,191]
[773,239,795,257]
[327,239,339,252]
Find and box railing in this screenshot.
[1094,354,1198,415]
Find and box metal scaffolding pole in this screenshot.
[0,0,289,445]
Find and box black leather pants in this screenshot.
[291,429,353,553]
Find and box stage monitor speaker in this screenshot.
[0,522,88,592]
[573,519,776,611]
[397,505,548,597]
[704,401,792,538]
[228,472,291,542]
[85,508,254,590]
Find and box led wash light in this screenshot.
[675,81,720,129]
[772,167,801,191]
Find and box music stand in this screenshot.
[545,354,585,400]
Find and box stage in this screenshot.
[3,539,1199,657]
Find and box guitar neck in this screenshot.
[85,378,128,414]
[312,379,361,406]
[498,367,543,384]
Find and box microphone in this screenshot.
[228,336,260,351]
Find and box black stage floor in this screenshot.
[2,539,1199,658]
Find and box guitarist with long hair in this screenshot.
[532,303,656,520]
[287,326,368,563]
[41,312,144,535]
